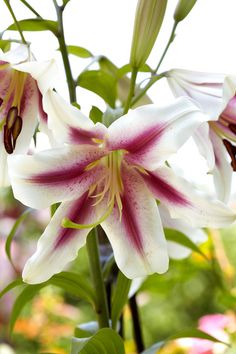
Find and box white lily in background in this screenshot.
[0,45,56,187]
[166,69,236,202]
[8,94,236,284]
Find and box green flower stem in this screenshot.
[154,21,178,73]
[19,0,41,18]
[86,229,110,329]
[53,0,76,104]
[3,0,27,44]
[123,67,138,114]
[129,294,144,352]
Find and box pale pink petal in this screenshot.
[43,90,107,145]
[142,166,236,228]
[23,192,103,284]
[9,145,107,209]
[108,97,208,170]
[101,163,169,278]
[159,205,207,260]
[167,69,236,120]
[209,130,232,202]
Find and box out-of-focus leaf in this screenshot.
[0,279,23,299]
[164,228,208,261]
[118,63,152,77]
[71,328,125,354]
[5,208,31,266]
[67,45,93,58]
[98,57,118,77]
[77,70,117,107]
[111,271,131,330]
[74,321,98,339]
[142,329,229,353]
[0,39,11,52]
[9,271,95,332]
[89,106,103,123]
[7,19,58,35]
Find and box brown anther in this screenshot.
[12,116,22,149]
[223,139,236,171]
[0,98,3,107]
[228,123,236,135]
[3,125,13,154]
[6,106,18,129]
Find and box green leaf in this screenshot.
[67,45,93,58]
[7,19,58,35]
[77,70,117,108]
[89,106,103,124]
[164,228,208,261]
[71,328,125,354]
[0,278,23,299]
[111,271,131,330]
[0,39,11,52]
[9,272,95,333]
[98,57,118,77]
[118,63,152,78]
[5,208,31,266]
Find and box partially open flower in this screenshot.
[0,45,56,187]
[166,69,236,202]
[9,94,236,284]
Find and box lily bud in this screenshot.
[130,0,167,69]
[174,0,197,23]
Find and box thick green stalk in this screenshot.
[3,0,27,44]
[86,229,110,328]
[123,67,138,114]
[53,0,76,103]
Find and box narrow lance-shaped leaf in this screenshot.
[164,228,209,261]
[7,19,58,35]
[0,278,24,300]
[111,271,131,330]
[5,208,31,267]
[67,45,93,58]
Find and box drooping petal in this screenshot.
[193,122,215,171]
[0,44,29,65]
[23,191,103,284]
[167,69,236,120]
[101,163,169,279]
[43,90,107,145]
[159,205,207,260]
[9,145,107,209]
[107,97,208,170]
[13,59,58,94]
[209,130,232,203]
[142,165,236,228]
[0,139,9,186]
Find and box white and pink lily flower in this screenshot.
[0,45,56,186]
[8,93,236,284]
[166,68,236,202]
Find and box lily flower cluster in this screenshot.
[2,45,236,285]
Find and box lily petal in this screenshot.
[159,205,207,260]
[43,90,107,145]
[142,166,236,228]
[9,145,107,209]
[108,97,208,170]
[167,69,236,120]
[102,163,169,279]
[193,122,215,171]
[23,192,102,284]
[209,130,232,203]
[0,139,9,186]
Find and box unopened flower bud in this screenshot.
[130,0,167,69]
[174,0,197,23]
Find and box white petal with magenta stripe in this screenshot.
[23,192,103,284]
[102,163,169,279]
[9,145,107,209]
[108,97,208,170]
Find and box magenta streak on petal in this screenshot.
[69,127,98,145]
[120,124,166,154]
[120,193,144,253]
[38,89,47,123]
[143,171,191,206]
[19,75,37,117]
[54,192,91,248]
